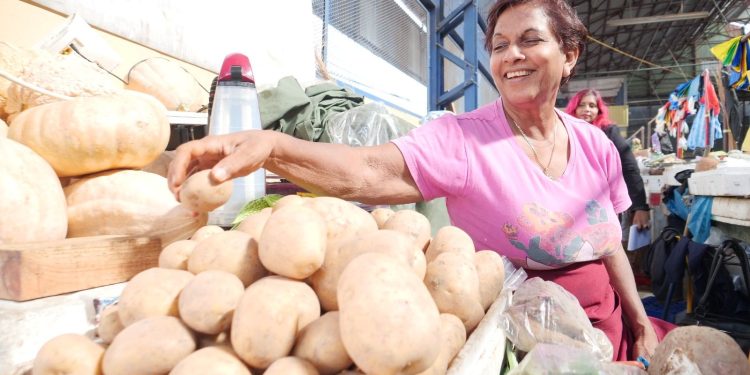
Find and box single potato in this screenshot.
[293,311,353,375]
[103,316,196,375]
[178,270,245,334]
[117,267,194,326]
[425,226,475,263]
[187,230,266,286]
[338,253,441,375]
[382,210,432,251]
[33,334,104,375]
[158,239,198,270]
[191,225,224,241]
[231,276,320,369]
[258,205,327,279]
[178,169,233,212]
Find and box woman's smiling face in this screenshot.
[489,3,578,108]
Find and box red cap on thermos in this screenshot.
[217,53,255,83]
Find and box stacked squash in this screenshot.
[1,76,205,244]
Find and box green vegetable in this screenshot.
[502,340,518,374]
[230,194,283,228]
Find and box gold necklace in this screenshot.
[510,117,557,178]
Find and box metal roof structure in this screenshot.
[565,0,750,104]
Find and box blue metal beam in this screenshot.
[419,0,485,112]
[462,3,478,110]
[438,45,466,69]
[437,0,473,35]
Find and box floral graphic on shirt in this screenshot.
[503,201,620,268]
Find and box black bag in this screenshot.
[679,239,750,353]
[659,132,675,154]
[641,227,683,302]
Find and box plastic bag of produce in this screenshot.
[508,343,646,375]
[500,277,614,361]
[324,102,414,146]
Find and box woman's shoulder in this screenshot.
[419,100,500,134]
[456,100,500,121]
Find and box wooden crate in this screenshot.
[0,235,162,301]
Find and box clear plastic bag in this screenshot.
[446,256,525,375]
[500,277,614,361]
[324,102,415,146]
[508,343,646,375]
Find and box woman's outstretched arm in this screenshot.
[168,129,423,205]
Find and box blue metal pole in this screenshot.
[462,2,478,110]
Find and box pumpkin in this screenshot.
[0,137,67,244]
[4,47,122,116]
[0,42,41,120]
[126,57,207,112]
[64,170,206,244]
[8,92,170,177]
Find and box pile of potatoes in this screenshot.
[31,196,507,375]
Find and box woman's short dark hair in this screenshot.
[484,0,588,85]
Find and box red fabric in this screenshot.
[525,260,676,361]
[701,72,721,115]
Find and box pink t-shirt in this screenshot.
[392,99,631,270]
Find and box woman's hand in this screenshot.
[632,209,650,230]
[167,130,275,199]
[630,322,659,362]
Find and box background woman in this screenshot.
[565,88,651,230]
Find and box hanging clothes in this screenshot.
[711,35,750,90]
[686,71,723,150]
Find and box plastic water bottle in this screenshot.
[206,53,265,227]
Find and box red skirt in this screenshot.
[525,260,676,361]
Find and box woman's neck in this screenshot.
[503,101,559,140]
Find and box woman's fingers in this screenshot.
[168,136,226,196]
[633,210,651,230]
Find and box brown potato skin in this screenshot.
[158,239,198,270]
[170,346,252,375]
[425,226,475,263]
[258,205,327,279]
[473,250,505,311]
[265,357,319,375]
[382,210,432,251]
[117,267,194,326]
[190,225,224,241]
[102,316,196,375]
[187,231,267,286]
[293,312,353,375]
[415,314,467,375]
[424,252,484,333]
[179,169,233,212]
[338,253,441,375]
[33,334,104,375]
[235,207,272,240]
[178,270,245,334]
[310,229,426,311]
[231,276,321,369]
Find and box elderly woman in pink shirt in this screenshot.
[168,0,673,361]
